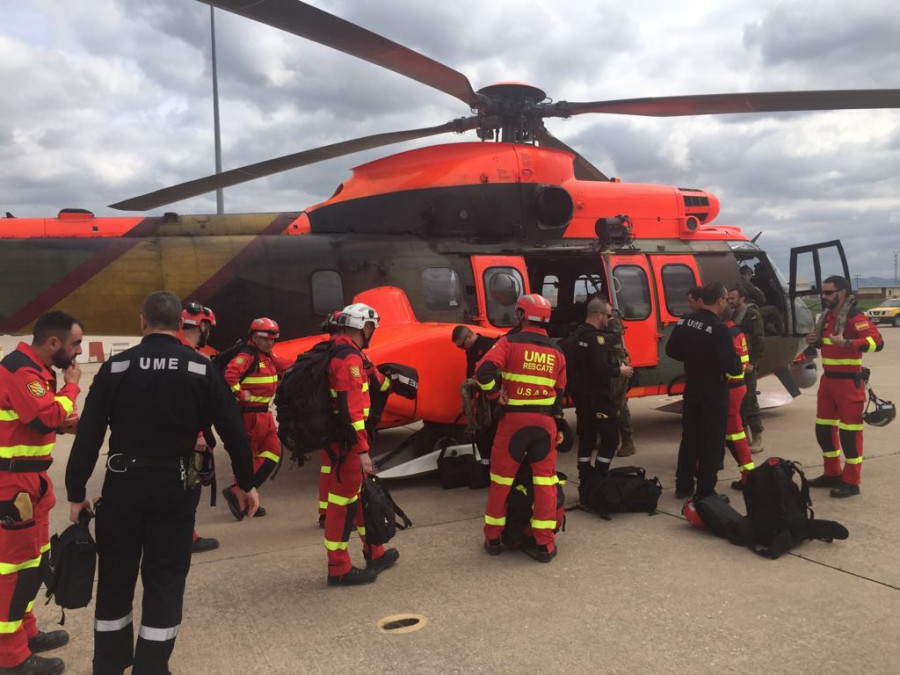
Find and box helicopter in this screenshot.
[2,0,898,474]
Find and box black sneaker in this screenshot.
[191,537,220,554]
[327,566,376,587]
[830,481,861,498]
[252,506,267,518]
[0,654,65,675]
[27,631,69,654]
[366,548,399,574]
[730,480,744,491]
[524,543,558,563]
[222,487,244,521]
[808,474,843,489]
[484,538,503,556]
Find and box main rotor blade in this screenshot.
[550,89,900,118]
[110,118,478,211]
[199,0,480,107]
[535,127,609,181]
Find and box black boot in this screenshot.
[366,548,400,574]
[327,566,376,587]
[27,631,68,654]
[0,655,65,675]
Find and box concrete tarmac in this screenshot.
[21,330,900,674]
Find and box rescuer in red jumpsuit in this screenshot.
[0,311,83,675]
[222,317,292,519]
[323,304,398,586]
[723,315,755,490]
[805,275,884,498]
[475,294,566,563]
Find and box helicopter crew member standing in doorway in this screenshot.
[453,326,499,488]
[805,275,883,498]
[476,294,566,563]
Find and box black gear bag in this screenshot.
[502,464,567,550]
[579,465,661,519]
[43,511,97,624]
[361,475,412,546]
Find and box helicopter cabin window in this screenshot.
[661,264,696,316]
[422,267,462,312]
[311,270,344,316]
[612,265,651,320]
[540,275,560,307]
[484,267,524,327]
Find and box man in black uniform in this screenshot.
[66,291,259,675]
[667,282,741,500]
[565,298,633,485]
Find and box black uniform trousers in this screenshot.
[575,404,619,473]
[676,386,728,499]
[93,465,200,675]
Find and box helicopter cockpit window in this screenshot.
[484,267,524,327]
[422,267,462,311]
[311,269,344,316]
[612,265,651,320]
[573,274,604,304]
[540,275,559,308]
[661,264,696,316]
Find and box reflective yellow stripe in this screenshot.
[259,451,280,463]
[320,465,332,474]
[514,484,527,495]
[351,420,365,431]
[324,539,348,551]
[231,383,241,392]
[327,492,358,507]
[725,431,747,442]
[822,358,862,366]
[25,601,33,614]
[822,337,834,345]
[484,515,506,526]
[318,500,328,510]
[246,395,272,403]
[361,382,369,393]
[839,422,864,431]
[330,389,337,397]
[501,372,557,387]
[533,475,559,486]
[478,379,496,391]
[363,408,370,417]
[0,618,23,634]
[530,518,556,530]
[490,473,514,486]
[822,450,842,458]
[815,418,839,426]
[0,444,54,459]
[739,462,755,472]
[726,373,745,381]
[54,396,74,415]
[740,354,750,363]
[40,542,50,555]
[846,456,863,465]
[243,375,278,385]
[0,554,41,576]
[357,526,367,536]
[0,410,18,421]
[864,337,877,352]
[507,396,556,406]
[380,379,391,392]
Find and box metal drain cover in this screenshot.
[376,614,427,634]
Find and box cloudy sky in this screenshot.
[2,0,899,278]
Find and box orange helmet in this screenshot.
[182,301,216,327]
[249,317,279,338]
[682,498,705,530]
[515,293,552,324]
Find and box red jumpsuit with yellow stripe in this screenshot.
[224,347,291,487]
[0,343,78,668]
[815,307,883,486]
[323,335,385,577]
[475,327,566,552]
[318,354,389,519]
[724,321,754,483]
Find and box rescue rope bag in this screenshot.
[43,511,97,624]
[502,464,567,550]
[578,465,662,519]
[361,475,412,546]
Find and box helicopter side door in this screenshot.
[789,240,851,336]
[470,255,530,329]
[604,254,659,368]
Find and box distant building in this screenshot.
[857,285,900,300]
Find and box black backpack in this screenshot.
[274,340,354,459]
[580,465,661,519]
[210,339,258,379]
[43,513,97,624]
[502,464,567,550]
[742,457,848,559]
[693,493,752,542]
[361,475,412,546]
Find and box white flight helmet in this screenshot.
[338,303,380,331]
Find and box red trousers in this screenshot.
[317,449,332,517]
[484,412,558,550]
[816,375,866,485]
[726,385,754,482]
[322,447,384,577]
[0,472,55,668]
[240,411,281,487]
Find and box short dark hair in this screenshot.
[729,284,748,299]
[33,310,83,346]
[700,282,727,306]
[687,285,703,301]
[739,265,753,275]
[823,275,851,293]
[451,325,471,344]
[141,291,182,331]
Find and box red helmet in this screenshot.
[249,317,279,338]
[182,301,216,327]
[682,498,705,530]
[515,294,552,324]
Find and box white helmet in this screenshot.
[338,303,380,331]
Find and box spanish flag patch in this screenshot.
[26,380,46,397]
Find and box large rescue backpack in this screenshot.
[579,465,662,519]
[43,512,97,624]
[361,475,412,546]
[210,339,258,378]
[502,464,567,550]
[741,457,848,559]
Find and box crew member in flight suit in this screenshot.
[66,291,258,675]
[723,310,755,490]
[222,317,292,519]
[475,294,566,563]
[805,275,884,497]
[0,311,82,675]
[323,303,399,586]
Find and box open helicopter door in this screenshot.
[604,254,659,368]
[470,255,530,328]
[788,240,851,336]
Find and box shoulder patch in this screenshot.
[596,335,605,345]
[349,365,361,378]
[854,321,868,331]
[235,356,246,365]
[26,380,46,397]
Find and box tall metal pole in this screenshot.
[894,250,899,286]
[211,6,224,214]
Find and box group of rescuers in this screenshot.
[0,271,882,674]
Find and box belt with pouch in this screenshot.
[0,457,53,473]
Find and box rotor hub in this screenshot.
[476,83,548,143]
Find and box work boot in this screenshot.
[469,464,491,489]
[27,631,69,654]
[0,654,65,675]
[730,480,744,491]
[808,474,843,489]
[367,548,400,574]
[484,538,503,556]
[830,481,861,498]
[191,537,220,554]
[327,566,376,587]
[616,434,636,457]
[252,506,267,518]
[222,486,244,521]
[749,431,764,455]
[524,543,558,563]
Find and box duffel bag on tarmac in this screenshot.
[691,494,752,543]
[580,465,661,519]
